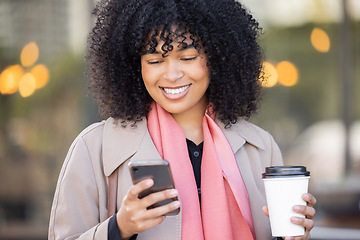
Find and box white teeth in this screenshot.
[163,85,189,94]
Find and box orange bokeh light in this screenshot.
[30,64,50,89]
[0,65,25,94]
[20,42,39,67]
[0,41,51,97]
[261,61,278,88]
[19,73,36,97]
[311,27,330,53]
[276,61,299,87]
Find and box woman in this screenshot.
[49,0,316,239]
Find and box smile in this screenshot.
[162,85,190,95]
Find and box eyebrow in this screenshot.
[177,44,195,52]
[143,44,196,55]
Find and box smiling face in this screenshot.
[141,35,210,118]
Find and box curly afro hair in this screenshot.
[87,0,264,127]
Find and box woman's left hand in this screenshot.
[262,193,317,240]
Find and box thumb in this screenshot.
[262,206,269,217]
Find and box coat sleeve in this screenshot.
[48,130,110,240]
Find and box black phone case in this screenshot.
[129,159,180,215]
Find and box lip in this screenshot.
[161,84,191,100]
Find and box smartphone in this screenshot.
[128,159,180,215]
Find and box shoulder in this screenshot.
[233,119,270,136]
[73,117,141,145]
[233,119,283,165]
[229,118,276,150]
[70,117,148,159]
[59,121,106,175]
[77,121,106,140]
[65,118,126,159]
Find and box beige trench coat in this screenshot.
[48,117,283,240]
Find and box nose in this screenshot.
[163,61,184,82]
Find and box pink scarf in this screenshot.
[147,103,255,239]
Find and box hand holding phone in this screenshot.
[128,159,180,216]
[116,174,180,238]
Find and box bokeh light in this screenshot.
[0,41,50,97]
[311,27,330,53]
[20,42,39,67]
[276,61,299,87]
[0,65,25,94]
[261,61,278,87]
[30,64,50,89]
[19,73,36,97]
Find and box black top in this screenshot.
[186,138,203,201]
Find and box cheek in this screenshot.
[141,65,154,87]
[196,61,210,83]
[141,67,161,100]
[140,62,147,81]
[141,64,162,84]
[198,57,210,75]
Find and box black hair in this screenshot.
[87,0,263,127]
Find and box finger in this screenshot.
[146,200,181,217]
[303,193,317,207]
[128,214,167,233]
[122,213,167,235]
[293,205,316,219]
[141,188,178,208]
[141,215,167,230]
[128,179,154,200]
[292,233,311,240]
[262,206,269,217]
[290,216,315,231]
[283,230,311,240]
[283,237,294,240]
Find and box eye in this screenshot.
[181,56,198,61]
[147,60,164,65]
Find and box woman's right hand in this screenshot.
[116,179,180,239]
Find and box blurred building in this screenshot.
[0,0,93,62]
[0,0,67,62]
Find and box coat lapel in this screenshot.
[217,118,266,154]
[130,128,162,162]
[102,117,161,176]
[102,117,181,240]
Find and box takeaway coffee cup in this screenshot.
[262,166,310,237]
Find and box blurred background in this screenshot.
[0,0,359,239]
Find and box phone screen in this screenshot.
[128,159,180,215]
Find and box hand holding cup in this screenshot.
[262,166,316,239]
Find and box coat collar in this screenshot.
[216,118,265,152]
[102,117,265,176]
[102,118,153,176]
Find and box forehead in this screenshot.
[142,26,201,55]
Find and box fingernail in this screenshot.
[169,189,178,196]
[145,179,153,186]
[290,217,299,223]
[304,193,310,199]
[172,201,180,208]
[293,205,301,211]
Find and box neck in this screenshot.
[171,99,208,145]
